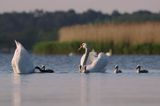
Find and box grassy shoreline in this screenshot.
[33,22,160,55]
[33,41,160,55]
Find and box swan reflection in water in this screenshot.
[80,75,90,106]
[12,74,21,106]
[80,74,103,106]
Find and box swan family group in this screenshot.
[11,40,148,74]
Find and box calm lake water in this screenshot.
[0,53,160,106]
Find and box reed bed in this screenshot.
[33,22,160,54]
[59,22,160,45]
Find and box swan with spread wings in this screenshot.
[79,43,108,73]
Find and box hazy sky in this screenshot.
[0,0,160,13]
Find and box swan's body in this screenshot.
[114,65,122,73]
[11,40,34,74]
[35,65,54,73]
[68,52,75,56]
[79,43,108,73]
[106,49,112,56]
[136,65,148,73]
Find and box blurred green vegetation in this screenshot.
[33,41,81,54]
[0,9,160,51]
[33,41,160,55]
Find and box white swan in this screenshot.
[11,40,34,74]
[11,40,54,74]
[79,43,108,73]
[106,49,112,56]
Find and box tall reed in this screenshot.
[59,22,160,45]
[33,22,160,55]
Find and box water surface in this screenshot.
[0,53,160,106]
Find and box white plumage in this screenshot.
[88,49,98,63]
[11,40,34,74]
[106,49,112,56]
[79,43,108,73]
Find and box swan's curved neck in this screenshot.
[137,67,141,71]
[82,47,90,66]
[35,66,42,71]
[116,68,118,71]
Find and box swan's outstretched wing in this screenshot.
[87,53,108,72]
[11,40,34,74]
[88,49,98,63]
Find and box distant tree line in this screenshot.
[0,9,160,50]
